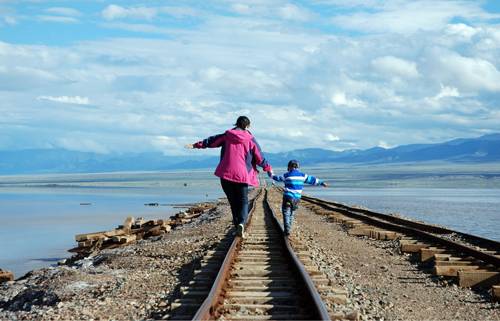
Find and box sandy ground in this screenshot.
[0,187,498,321]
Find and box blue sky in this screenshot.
[1,0,500,155]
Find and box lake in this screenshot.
[0,170,224,277]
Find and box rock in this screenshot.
[3,288,60,311]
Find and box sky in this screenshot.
[1,0,500,155]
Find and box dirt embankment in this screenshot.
[0,201,234,321]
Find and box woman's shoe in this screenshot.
[237,224,245,238]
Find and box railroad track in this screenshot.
[297,189,500,299]
[168,188,331,320]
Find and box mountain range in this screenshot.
[1,134,499,175]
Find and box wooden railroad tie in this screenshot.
[70,203,214,257]
[493,285,500,302]
[307,202,402,242]
[0,270,14,283]
[458,270,500,288]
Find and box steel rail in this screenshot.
[192,188,262,321]
[300,193,500,267]
[192,187,331,320]
[263,189,331,321]
[301,193,500,251]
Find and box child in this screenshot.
[268,160,328,236]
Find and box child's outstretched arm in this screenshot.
[304,174,328,187]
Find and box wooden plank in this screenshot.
[420,248,447,263]
[377,231,399,240]
[161,224,172,232]
[112,234,136,244]
[458,270,500,288]
[78,240,95,248]
[348,227,372,237]
[75,229,125,242]
[0,271,14,283]
[434,265,482,277]
[123,216,134,233]
[75,231,107,242]
[146,225,163,237]
[493,285,500,302]
[344,220,363,228]
[400,242,429,253]
[227,291,296,298]
[434,259,477,266]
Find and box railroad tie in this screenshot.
[218,198,315,320]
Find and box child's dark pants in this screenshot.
[282,196,299,235]
[220,178,249,227]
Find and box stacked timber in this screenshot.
[69,203,215,257]
[0,269,14,283]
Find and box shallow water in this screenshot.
[306,187,500,241]
[0,171,224,277]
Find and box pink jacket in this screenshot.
[193,128,272,186]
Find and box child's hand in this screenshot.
[184,144,194,149]
[321,182,328,187]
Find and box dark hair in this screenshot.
[287,159,299,169]
[235,116,250,129]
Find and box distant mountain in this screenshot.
[1,134,499,174]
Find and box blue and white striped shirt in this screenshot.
[269,169,323,200]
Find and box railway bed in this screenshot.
[165,186,499,320]
[168,188,348,320]
[297,188,500,301]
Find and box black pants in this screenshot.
[220,178,249,226]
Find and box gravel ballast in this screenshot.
[1,188,499,320]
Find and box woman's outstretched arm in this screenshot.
[186,133,226,149]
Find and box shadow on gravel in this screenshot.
[149,229,235,320]
[0,288,60,312]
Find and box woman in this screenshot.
[185,116,272,237]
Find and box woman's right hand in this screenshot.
[184,144,194,149]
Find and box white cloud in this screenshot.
[38,15,78,23]
[433,51,500,92]
[330,92,366,108]
[3,16,17,25]
[102,4,158,21]
[101,22,171,34]
[444,23,479,42]
[434,85,460,100]
[199,67,224,81]
[0,65,62,90]
[372,56,419,79]
[378,140,391,148]
[37,96,90,105]
[231,3,251,15]
[326,134,340,142]
[159,6,198,18]
[278,4,312,21]
[331,1,498,34]
[57,137,109,154]
[1,1,500,154]
[46,7,81,17]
